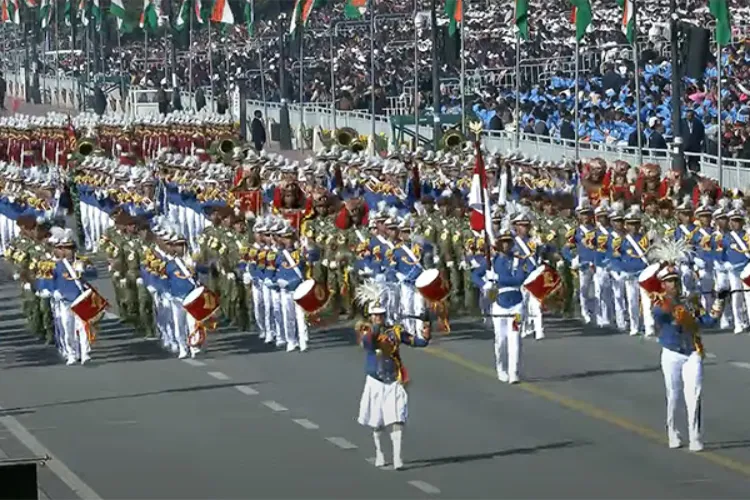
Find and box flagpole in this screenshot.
[299,25,304,152]
[513,33,520,149]
[208,19,215,112]
[55,0,60,107]
[574,38,579,162]
[117,23,124,113]
[369,2,375,148]
[459,0,465,134]
[144,28,148,93]
[717,36,723,186]
[632,0,643,165]
[257,43,267,121]
[413,7,419,149]
[188,0,193,109]
[329,25,336,130]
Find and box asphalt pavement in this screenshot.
[2,258,750,498]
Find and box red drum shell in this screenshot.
[293,279,330,313]
[415,269,450,302]
[523,264,562,302]
[183,286,220,322]
[639,263,664,295]
[70,288,108,322]
[741,263,750,288]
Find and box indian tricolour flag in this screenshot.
[289,0,315,36]
[40,0,52,29]
[620,0,635,44]
[140,0,160,30]
[210,0,234,24]
[110,0,126,29]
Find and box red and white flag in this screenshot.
[468,142,494,242]
[211,0,235,24]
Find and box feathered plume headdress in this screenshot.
[355,280,388,315]
[648,238,694,265]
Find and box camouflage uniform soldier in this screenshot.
[133,217,156,338]
[99,211,130,321]
[7,216,44,340]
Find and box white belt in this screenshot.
[497,287,520,294]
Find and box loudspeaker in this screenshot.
[684,26,710,79]
[0,462,38,500]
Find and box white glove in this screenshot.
[433,255,441,264]
[243,272,252,285]
[107,265,112,272]
[322,259,329,267]
[484,270,498,281]
[23,283,31,291]
[396,272,406,282]
[12,273,20,281]
[74,262,85,273]
[556,260,564,270]
[458,261,467,270]
[147,286,157,294]
[446,261,454,269]
[329,261,338,270]
[53,290,63,301]
[278,279,289,289]
[119,279,127,286]
[694,257,706,270]
[571,256,580,271]
[227,272,235,280]
[136,278,144,286]
[482,281,495,291]
[113,271,121,278]
[263,278,273,287]
[38,289,51,299]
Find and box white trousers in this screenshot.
[578,266,596,324]
[610,271,628,331]
[261,284,276,342]
[521,289,543,339]
[58,301,90,362]
[713,267,733,330]
[490,301,522,380]
[594,266,612,328]
[399,283,424,336]
[171,298,198,357]
[661,348,702,445]
[279,289,300,349]
[252,281,265,336]
[624,275,655,336]
[727,269,750,334]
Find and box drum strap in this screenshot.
[679,224,693,240]
[354,230,366,244]
[377,235,395,250]
[62,258,85,293]
[282,249,304,280]
[625,234,648,265]
[401,244,420,265]
[597,223,610,237]
[174,257,197,287]
[730,231,748,253]
[514,236,537,267]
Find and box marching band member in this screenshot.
[619,206,653,337]
[354,281,431,470]
[569,199,597,325]
[392,215,427,336]
[692,198,715,313]
[674,196,697,297]
[722,201,750,334]
[41,227,98,366]
[276,223,309,352]
[593,201,613,328]
[607,203,628,332]
[474,217,535,383]
[649,255,728,452]
[164,225,201,359]
[711,200,733,330]
[512,210,544,340]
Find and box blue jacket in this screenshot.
[362,324,429,383]
[166,257,197,300]
[654,301,715,355]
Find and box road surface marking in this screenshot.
[0,408,103,499]
[408,480,441,494]
[325,437,358,450]
[424,346,750,478]
[292,418,319,430]
[729,361,750,370]
[183,359,206,367]
[705,353,717,359]
[262,401,288,412]
[105,420,138,426]
[235,385,259,396]
[207,371,230,380]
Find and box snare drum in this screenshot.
[183,286,220,322]
[415,269,450,302]
[293,279,330,314]
[639,263,664,295]
[70,288,108,322]
[523,264,561,302]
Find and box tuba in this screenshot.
[76,139,95,156]
[350,136,366,153]
[440,127,466,151]
[210,136,237,160]
[335,127,359,150]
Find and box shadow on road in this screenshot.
[404,440,586,470]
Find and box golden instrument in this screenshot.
[210,136,237,160]
[440,127,466,151]
[76,139,95,157]
[335,127,363,152]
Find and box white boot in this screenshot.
[390,424,404,470]
[373,429,385,467]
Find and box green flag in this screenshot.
[110,0,126,29]
[616,0,635,45]
[709,0,731,46]
[569,0,591,42]
[515,0,528,40]
[444,0,462,37]
[344,0,366,19]
[245,0,254,35]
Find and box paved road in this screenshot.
[2,259,750,498]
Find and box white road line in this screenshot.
[325,437,358,450]
[292,419,319,430]
[182,359,206,367]
[235,385,259,396]
[729,361,750,370]
[104,420,138,426]
[705,353,717,359]
[0,410,102,499]
[207,371,230,380]
[262,401,288,412]
[408,480,441,494]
